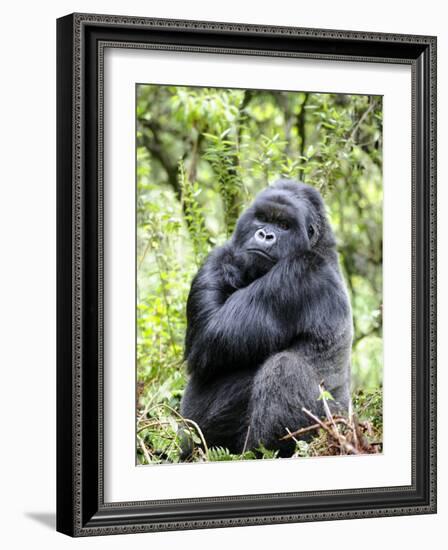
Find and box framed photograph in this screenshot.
[56,13,437,536]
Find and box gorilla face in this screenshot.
[233,179,334,278]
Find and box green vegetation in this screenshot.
[136,85,383,464]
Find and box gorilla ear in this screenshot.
[299,221,311,252]
[307,223,317,240]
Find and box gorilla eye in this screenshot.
[278,221,290,230]
[308,224,315,237]
[257,213,268,223]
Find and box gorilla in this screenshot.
[180,179,353,457]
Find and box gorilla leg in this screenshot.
[247,351,323,457]
[180,370,254,454]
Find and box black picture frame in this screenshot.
[56,13,437,537]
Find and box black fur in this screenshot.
[180,179,353,457]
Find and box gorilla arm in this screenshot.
[185,246,349,382]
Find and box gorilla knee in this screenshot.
[247,353,324,455]
[255,353,319,399]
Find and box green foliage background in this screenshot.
[136,85,383,464]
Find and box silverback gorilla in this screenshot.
[180,179,353,457]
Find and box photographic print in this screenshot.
[57,14,436,534]
[136,85,383,465]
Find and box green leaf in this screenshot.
[318,390,335,401]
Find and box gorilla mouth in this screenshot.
[246,248,275,262]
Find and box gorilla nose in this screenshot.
[255,228,276,244]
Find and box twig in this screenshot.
[137,403,210,460]
[348,99,378,144]
[153,248,178,358]
[302,407,359,455]
[284,427,300,446]
[349,400,358,449]
[137,234,153,272]
[137,434,153,464]
[137,419,172,433]
[242,425,251,454]
[157,403,210,460]
[137,394,162,424]
[280,423,321,440]
[280,418,350,441]
[319,382,359,455]
[182,418,210,460]
[319,382,338,432]
[302,407,332,433]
